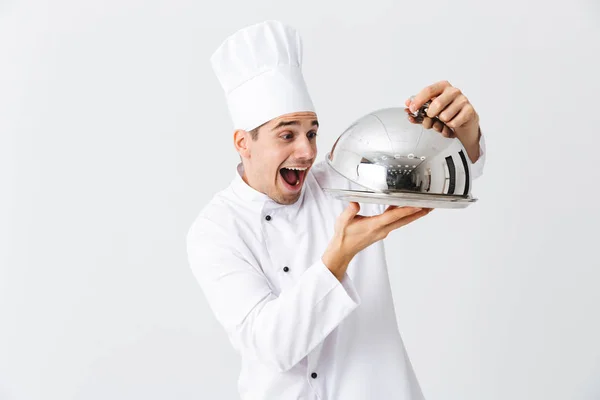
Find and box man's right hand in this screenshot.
[322,202,432,280]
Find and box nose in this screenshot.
[295,135,316,161]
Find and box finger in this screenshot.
[340,202,361,225]
[436,94,467,123]
[422,116,434,129]
[409,80,451,113]
[377,206,422,226]
[441,124,455,137]
[404,109,420,125]
[433,119,445,133]
[432,119,454,138]
[383,208,430,233]
[426,87,461,119]
[445,104,476,130]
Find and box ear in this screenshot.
[233,129,251,158]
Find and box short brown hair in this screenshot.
[248,120,267,141]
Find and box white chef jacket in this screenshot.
[186,137,486,399]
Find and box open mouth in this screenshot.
[279,166,308,192]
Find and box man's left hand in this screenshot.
[405,80,481,163]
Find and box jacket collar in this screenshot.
[230,162,307,215]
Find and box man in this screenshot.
[187,20,486,399]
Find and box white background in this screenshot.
[2,0,600,399]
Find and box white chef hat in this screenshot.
[210,20,316,132]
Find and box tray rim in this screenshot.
[323,188,478,203]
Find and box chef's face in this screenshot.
[236,111,319,205]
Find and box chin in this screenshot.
[273,190,302,205]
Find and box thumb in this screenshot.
[340,202,360,224]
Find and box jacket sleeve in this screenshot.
[186,216,361,373]
[470,129,486,180]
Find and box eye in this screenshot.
[281,132,294,140]
[308,131,318,139]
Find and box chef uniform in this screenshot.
[186,20,486,400]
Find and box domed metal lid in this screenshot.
[324,101,478,208]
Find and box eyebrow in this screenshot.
[271,120,319,131]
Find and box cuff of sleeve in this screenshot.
[309,262,361,338]
[313,260,361,308]
[340,272,361,305]
[470,130,486,180]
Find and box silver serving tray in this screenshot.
[323,188,477,209]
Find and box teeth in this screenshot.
[295,180,299,185]
[286,167,307,171]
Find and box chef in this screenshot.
[187,20,486,400]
